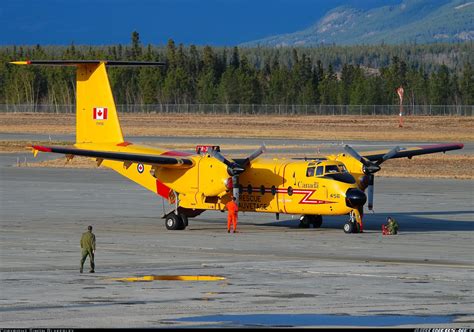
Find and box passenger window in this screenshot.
[316,166,324,176]
[306,167,315,177]
[247,184,253,194]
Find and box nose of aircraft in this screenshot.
[345,188,367,208]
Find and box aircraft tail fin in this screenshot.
[10,60,164,144]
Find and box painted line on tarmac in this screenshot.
[106,275,226,282]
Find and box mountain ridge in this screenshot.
[242,0,474,46]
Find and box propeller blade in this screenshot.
[208,149,231,166]
[344,145,371,167]
[209,149,245,176]
[377,146,401,165]
[367,175,375,210]
[245,143,266,165]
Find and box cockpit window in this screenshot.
[316,166,324,176]
[325,165,340,174]
[324,164,348,174]
[306,167,315,177]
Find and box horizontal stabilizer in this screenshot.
[10,60,165,66]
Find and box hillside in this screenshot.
[242,0,474,46]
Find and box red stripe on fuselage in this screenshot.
[252,187,335,205]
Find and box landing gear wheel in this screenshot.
[178,214,188,230]
[298,215,310,228]
[344,220,360,234]
[311,215,323,228]
[343,221,354,234]
[165,213,184,230]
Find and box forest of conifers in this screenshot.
[0,33,473,106]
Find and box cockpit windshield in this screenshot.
[307,162,349,179]
[325,165,339,174]
[325,164,348,174]
[305,162,354,183]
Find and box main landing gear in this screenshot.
[165,212,188,230]
[298,215,323,228]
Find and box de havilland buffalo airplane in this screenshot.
[12,60,464,233]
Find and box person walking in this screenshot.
[226,196,239,233]
[80,225,96,273]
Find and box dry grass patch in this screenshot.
[1,113,472,142]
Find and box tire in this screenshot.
[343,222,354,234]
[298,215,310,228]
[165,213,183,230]
[311,215,323,228]
[178,214,188,230]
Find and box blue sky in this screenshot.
[1,0,401,46]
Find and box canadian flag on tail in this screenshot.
[93,107,108,120]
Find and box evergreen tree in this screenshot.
[460,62,474,105]
[1,41,472,108]
[130,31,142,60]
[430,64,451,105]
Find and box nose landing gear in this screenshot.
[344,209,363,234]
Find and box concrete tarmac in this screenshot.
[0,154,473,328]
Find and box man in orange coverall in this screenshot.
[226,196,238,233]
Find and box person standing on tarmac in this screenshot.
[80,225,96,273]
[226,196,239,233]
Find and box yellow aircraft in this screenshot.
[12,60,464,233]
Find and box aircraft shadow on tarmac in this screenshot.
[232,210,474,233]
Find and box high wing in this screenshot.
[361,143,464,162]
[32,145,194,169]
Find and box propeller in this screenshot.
[243,143,266,167]
[208,149,245,177]
[209,144,266,205]
[344,145,400,210]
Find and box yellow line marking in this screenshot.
[106,275,226,282]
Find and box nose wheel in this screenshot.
[343,220,360,233]
[344,210,362,234]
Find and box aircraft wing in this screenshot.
[32,145,194,169]
[361,143,464,162]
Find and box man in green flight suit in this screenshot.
[387,217,399,235]
[80,225,96,273]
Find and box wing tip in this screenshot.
[31,145,52,152]
[10,61,31,65]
